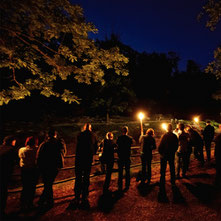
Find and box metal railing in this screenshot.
[8,144,215,194]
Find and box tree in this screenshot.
[0,0,128,105]
[199,1,221,80]
[87,34,137,122]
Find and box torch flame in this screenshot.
[161,123,167,131]
[138,112,144,121]
[194,117,199,123]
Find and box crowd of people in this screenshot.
[0,121,220,218]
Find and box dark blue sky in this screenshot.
[72,0,221,71]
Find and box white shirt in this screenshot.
[18,145,37,168]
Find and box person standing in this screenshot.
[37,129,66,208]
[18,136,39,211]
[0,136,17,219]
[176,123,190,178]
[214,132,221,187]
[100,132,117,194]
[139,128,156,184]
[186,126,204,166]
[202,121,215,162]
[117,126,134,192]
[71,123,98,209]
[158,123,178,199]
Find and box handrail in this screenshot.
[8,145,215,193]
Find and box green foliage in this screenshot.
[0,0,128,105]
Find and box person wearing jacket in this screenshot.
[158,123,178,198]
[37,129,66,208]
[100,132,117,194]
[176,123,190,178]
[139,128,156,184]
[214,132,221,187]
[18,136,39,211]
[202,121,215,162]
[117,126,134,192]
[0,136,17,219]
[186,126,204,166]
[71,123,98,209]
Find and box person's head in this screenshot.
[48,128,57,138]
[83,123,92,131]
[206,120,211,125]
[167,123,173,132]
[186,125,193,133]
[3,135,16,146]
[106,132,114,140]
[122,126,128,135]
[25,136,38,147]
[146,128,154,136]
[178,123,185,131]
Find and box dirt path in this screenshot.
[5,154,221,221]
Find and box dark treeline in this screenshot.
[1,34,220,122]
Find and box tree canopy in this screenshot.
[199,0,221,80]
[0,0,128,105]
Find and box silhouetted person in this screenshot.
[0,136,17,219]
[214,132,221,187]
[176,123,190,178]
[100,132,117,194]
[158,123,178,199]
[71,123,98,209]
[139,128,156,184]
[37,129,66,208]
[202,121,215,162]
[117,126,134,191]
[186,126,204,166]
[18,136,39,211]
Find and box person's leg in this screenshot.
[168,156,176,186]
[182,153,188,177]
[147,156,152,183]
[103,161,114,193]
[199,145,205,166]
[159,158,167,188]
[118,160,124,191]
[82,164,92,200]
[141,155,147,183]
[205,141,211,161]
[0,176,8,218]
[44,169,58,206]
[74,166,83,201]
[125,159,131,189]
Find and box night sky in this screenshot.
[72,0,221,71]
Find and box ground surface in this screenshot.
[5,150,221,221]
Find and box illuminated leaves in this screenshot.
[0,0,128,105]
[199,0,221,31]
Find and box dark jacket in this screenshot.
[37,137,66,170]
[178,131,190,153]
[203,125,215,142]
[75,130,98,164]
[0,145,16,182]
[189,130,204,148]
[101,139,117,162]
[141,135,156,156]
[215,133,221,163]
[117,135,133,160]
[158,132,178,159]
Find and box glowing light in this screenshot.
[161,123,167,131]
[138,112,144,121]
[194,117,199,123]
